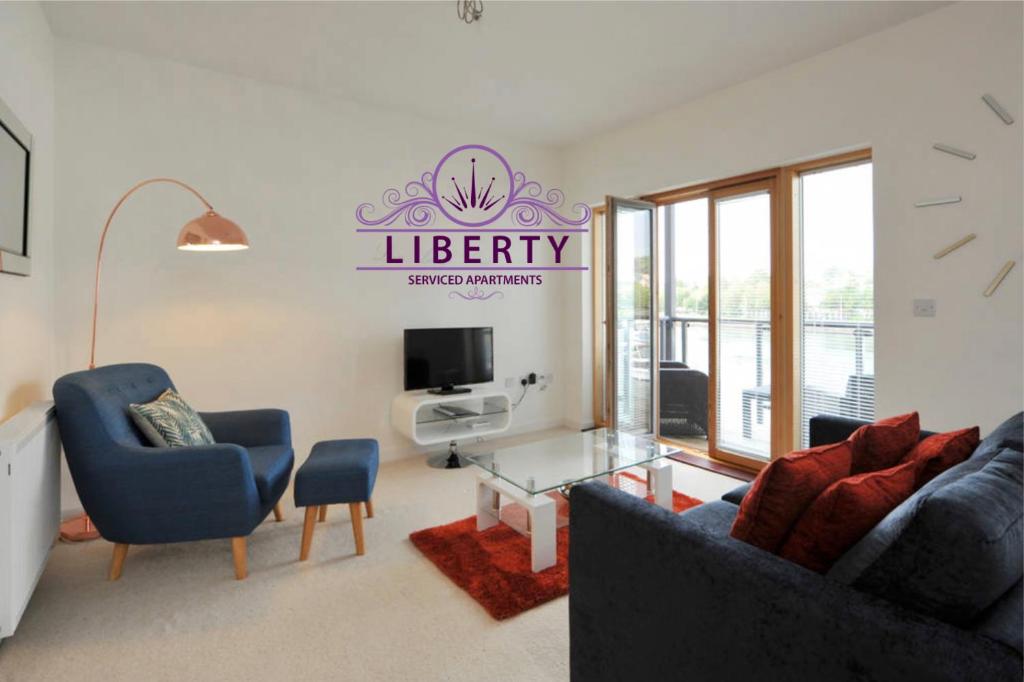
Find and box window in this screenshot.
[797,161,875,445]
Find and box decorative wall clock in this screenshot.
[917,93,1017,297]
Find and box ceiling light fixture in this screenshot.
[457,0,483,25]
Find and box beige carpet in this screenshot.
[0,429,737,682]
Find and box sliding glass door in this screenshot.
[593,150,872,468]
[606,197,655,434]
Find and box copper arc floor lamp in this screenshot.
[59,177,249,542]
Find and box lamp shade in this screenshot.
[177,210,249,251]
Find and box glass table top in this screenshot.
[466,428,679,495]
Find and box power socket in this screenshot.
[528,372,537,385]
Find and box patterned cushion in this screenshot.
[129,389,215,447]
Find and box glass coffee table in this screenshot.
[466,429,680,572]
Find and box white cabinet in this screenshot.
[391,390,512,446]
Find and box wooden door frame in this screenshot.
[603,196,657,434]
[706,178,780,469]
[591,206,607,428]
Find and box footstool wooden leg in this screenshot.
[300,507,318,561]
[318,505,327,523]
[365,498,374,518]
[349,502,365,555]
[273,502,284,522]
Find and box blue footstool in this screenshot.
[294,439,379,559]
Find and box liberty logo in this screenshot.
[354,143,590,299]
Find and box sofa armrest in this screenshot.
[569,482,1020,682]
[200,409,291,447]
[86,443,262,545]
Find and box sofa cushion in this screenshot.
[972,412,1023,461]
[902,426,979,486]
[721,482,752,505]
[851,448,1023,625]
[128,388,215,448]
[730,440,852,552]
[828,451,992,584]
[779,459,920,573]
[848,412,919,474]
[247,444,295,505]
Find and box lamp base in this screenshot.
[59,514,100,543]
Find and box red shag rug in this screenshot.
[409,472,702,620]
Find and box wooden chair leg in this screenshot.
[273,502,284,522]
[109,543,129,581]
[349,502,365,556]
[231,537,247,580]
[365,498,374,518]
[318,505,327,523]
[300,506,318,561]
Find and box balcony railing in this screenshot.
[657,315,875,449]
[660,315,874,379]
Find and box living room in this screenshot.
[0,2,1020,680]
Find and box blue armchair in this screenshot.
[53,363,294,580]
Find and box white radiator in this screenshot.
[0,401,60,640]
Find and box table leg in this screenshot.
[476,475,500,532]
[529,495,557,572]
[643,459,673,510]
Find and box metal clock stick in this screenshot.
[915,92,1017,297]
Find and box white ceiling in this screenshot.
[42,1,946,146]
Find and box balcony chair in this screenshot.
[658,361,709,437]
[53,363,294,581]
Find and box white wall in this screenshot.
[0,4,55,423]
[562,1,1023,435]
[53,41,570,499]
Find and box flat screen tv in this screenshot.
[404,327,493,394]
[0,94,31,277]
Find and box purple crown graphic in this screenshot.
[442,157,505,215]
[356,144,591,228]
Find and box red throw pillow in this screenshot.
[730,440,852,552]
[848,412,920,474]
[779,459,920,573]
[902,426,980,486]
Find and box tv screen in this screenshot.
[0,95,31,276]
[404,327,493,391]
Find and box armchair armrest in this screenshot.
[200,409,291,447]
[569,482,1020,682]
[87,443,262,545]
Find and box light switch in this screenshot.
[913,299,936,317]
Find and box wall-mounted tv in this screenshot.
[404,327,494,394]
[0,94,31,277]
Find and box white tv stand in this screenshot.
[391,389,512,465]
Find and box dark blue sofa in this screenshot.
[569,413,1023,681]
[53,363,294,580]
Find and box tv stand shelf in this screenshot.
[391,390,512,446]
